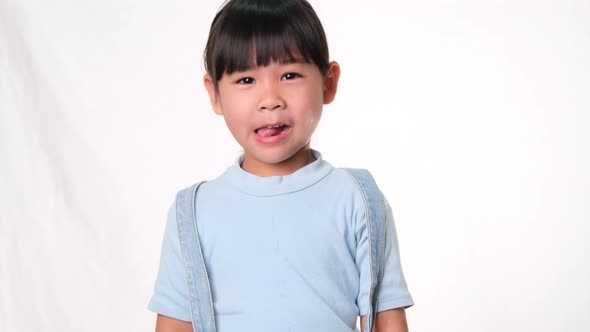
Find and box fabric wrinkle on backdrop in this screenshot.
[0,0,188,329]
[1,1,136,330]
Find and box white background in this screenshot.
[1,0,589,331]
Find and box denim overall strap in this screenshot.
[176,182,217,332]
[345,169,387,332]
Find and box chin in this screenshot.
[258,154,295,165]
[250,149,300,165]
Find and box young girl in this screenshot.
[148,1,413,331]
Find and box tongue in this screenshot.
[257,126,283,137]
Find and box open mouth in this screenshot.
[255,124,290,137]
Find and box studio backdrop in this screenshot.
[1,0,589,331]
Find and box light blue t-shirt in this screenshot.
[148,151,413,331]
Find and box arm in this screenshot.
[149,204,194,331]
[359,308,409,332]
[155,314,193,332]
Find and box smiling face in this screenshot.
[204,60,340,177]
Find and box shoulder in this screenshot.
[329,167,383,199]
[171,180,208,211]
[173,172,225,202]
[326,167,385,222]
[327,166,370,182]
[176,180,208,196]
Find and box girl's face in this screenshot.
[204,59,340,177]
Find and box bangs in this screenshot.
[205,0,329,87]
[216,28,303,76]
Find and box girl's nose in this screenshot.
[257,82,286,111]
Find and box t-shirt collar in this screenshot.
[222,149,333,196]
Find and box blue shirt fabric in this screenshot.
[148,151,413,331]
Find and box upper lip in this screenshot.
[255,122,289,130]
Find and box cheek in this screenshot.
[219,98,247,130]
[302,117,317,133]
[297,108,321,133]
[304,111,321,129]
[302,89,324,128]
[224,113,248,135]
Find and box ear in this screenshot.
[203,74,223,115]
[322,61,341,105]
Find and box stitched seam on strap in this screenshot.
[343,169,374,332]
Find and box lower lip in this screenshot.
[254,127,291,144]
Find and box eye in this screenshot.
[282,72,302,81]
[236,77,255,84]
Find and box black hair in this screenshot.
[204,0,330,91]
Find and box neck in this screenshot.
[241,147,316,177]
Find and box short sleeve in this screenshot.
[147,202,192,322]
[356,196,414,315]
